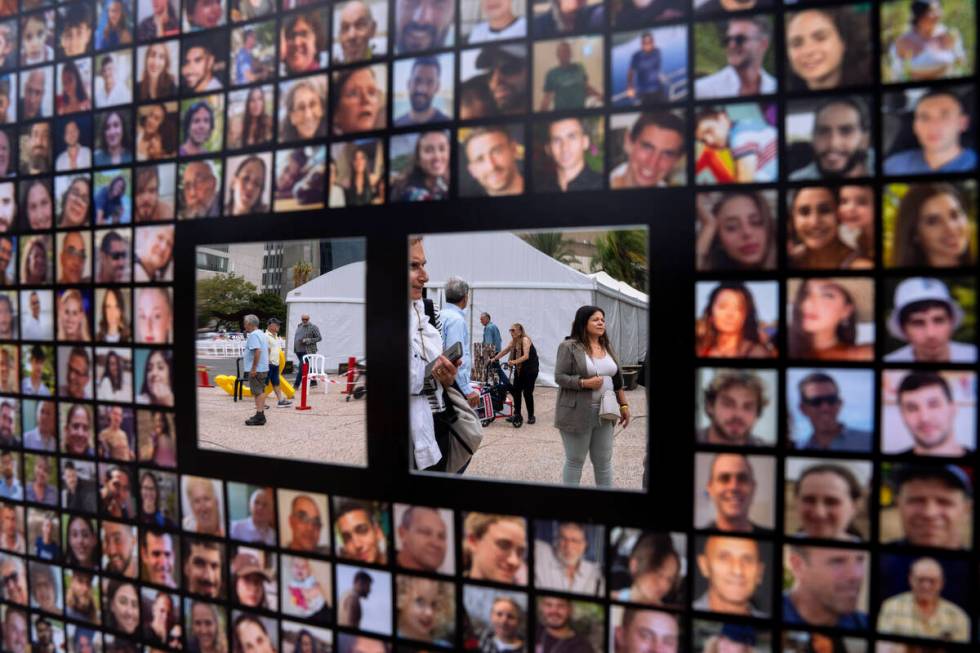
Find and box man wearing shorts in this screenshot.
[242,314,269,426]
[265,317,291,408]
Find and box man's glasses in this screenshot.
[802,394,840,407]
[107,250,127,261]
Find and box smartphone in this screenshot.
[443,341,463,364]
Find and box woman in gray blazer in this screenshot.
[554,305,631,486]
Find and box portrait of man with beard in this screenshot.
[789,96,874,180]
[394,0,455,54]
[393,54,453,126]
[697,369,775,447]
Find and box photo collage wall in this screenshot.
[0,0,977,650]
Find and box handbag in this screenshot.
[433,385,483,473]
[598,389,620,423]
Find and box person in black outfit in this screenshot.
[492,323,538,427]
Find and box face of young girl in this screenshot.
[22,18,48,62]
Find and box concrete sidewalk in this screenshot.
[196,384,368,466]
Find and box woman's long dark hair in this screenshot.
[140,350,174,403]
[785,6,871,92]
[64,515,99,567]
[789,279,857,356]
[706,191,776,270]
[104,578,138,633]
[892,183,974,267]
[698,282,763,351]
[241,95,273,147]
[102,351,123,391]
[567,305,621,364]
[61,60,90,103]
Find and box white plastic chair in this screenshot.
[302,354,329,394]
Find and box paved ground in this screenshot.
[196,376,647,489]
[465,387,647,490]
[196,380,369,466]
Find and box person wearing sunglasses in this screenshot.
[97,231,130,283]
[695,17,775,100]
[796,371,871,452]
[286,494,329,554]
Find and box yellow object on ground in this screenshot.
[212,351,295,398]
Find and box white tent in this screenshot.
[283,234,649,383]
[285,260,366,371]
[419,232,647,387]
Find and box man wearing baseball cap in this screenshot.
[265,317,291,408]
[885,277,977,363]
[230,551,272,609]
[888,464,972,549]
[474,44,528,115]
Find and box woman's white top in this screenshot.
[585,352,617,403]
[409,299,442,470]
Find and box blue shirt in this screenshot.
[884,148,977,175]
[783,593,868,630]
[482,322,502,352]
[244,329,269,372]
[802,425,872,453]
[235,50,255,85]
[0,477,22,500]
[630,49,663,94]
[439,302,473,396]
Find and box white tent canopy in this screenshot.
[284,234,649,384]
[285,260,366,371]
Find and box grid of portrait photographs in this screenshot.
[0,0,977,651]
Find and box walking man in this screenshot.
[243,314,269,426]
[293,313,322,389]
[265,318,291,408]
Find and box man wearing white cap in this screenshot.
[885,277,976,363]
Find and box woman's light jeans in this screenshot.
[560,405,614,486]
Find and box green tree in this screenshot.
[521,232,576,265]
[591,230,648,292]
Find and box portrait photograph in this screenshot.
[331,64,388,136]
[392,53,454,127]
[56,59,93,116]
[458,124,525,198]
[786,367,875,453]
[785,96,874,181]
[532,36,604,112]
[19,65,53,120]
[882,180,977,268]
[389,130,450,203]
[695,535,772,617]
[694,15,776,100]
[783,457,872,541]
[695,367,778,447]
[226,85,275,150]
[694,451,775,532]
[94,227,132,285]
[231,21,276,86]
[694,103,776,184]
[224,151,273,216]
[332,0,388,64]
[134,162,177,222]
[177,158,223,219]
[882,84,976,176]
[533,520,605,596]
[278,74,328,144]
[460,0,525,43]
[695,190,778,271]
[56,4,90,58]
[93,108,134,166]
[695,279,778,359]
[179,94,225,156]
[97,405,137,462]
[135,102,178,162]
[227,483,277,546]
[329,139,385,208]
[94,346,134,403]
[93,170,133,225]
[281,620,332,653]
[531,116,604,194]
[393,503,454,575]
[607,528,686,607]
[336,564,392,635]
[786,277,875,361]
[784,5,872,92]
[880,0,975,84]
[279,553,331,623]
[878,462,973,549]
[395,574,455,645]
[274,145,327,212]
[786,186,874,270]
[609,110,686,188]
[279,9,329,77]
[19,178,54,232]
[93,50,133,108]
[458,43,529,118]
[136,40,179,101]
[61,403,96,462]
[880,369,976,456]
[611,26,687,108]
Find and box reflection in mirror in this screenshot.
[195,237,366,465]
[408,227,649,489]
